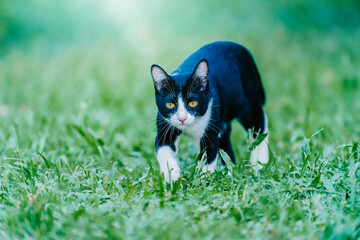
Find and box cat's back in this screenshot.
[174,41,252,76]
[172,41,265,108]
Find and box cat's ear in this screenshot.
[151,64,170,93]
[192,59,209,91]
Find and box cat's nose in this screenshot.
[178,118,187,124]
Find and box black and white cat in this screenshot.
[151,41,269,182]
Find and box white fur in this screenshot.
[157,100,214,182]
[156,146,181,182]
[182,100,216,173]
[194,61,208,78]
[151,66,167,83]
[170,72,179,76]
[202,157,217,173]
[169,97,195,126]
[250,114,269,170]
[170,97,213,147]
[182,100,213,147]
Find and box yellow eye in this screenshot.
[188,101,198,107]
[166,102,175,109]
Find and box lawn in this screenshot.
[0,1,359,239]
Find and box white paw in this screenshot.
[201,158,217,174]
[157,146,181,183]
[160,159,181,182]
[250,134,269,170]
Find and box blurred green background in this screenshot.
[1,0,359,158]
[0,0,360,239]
[1,0,359,138]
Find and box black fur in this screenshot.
[151,41,266,164]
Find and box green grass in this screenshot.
[0,1,360,239]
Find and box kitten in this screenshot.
[151,41,269,182]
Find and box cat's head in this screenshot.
[151,59,211,130]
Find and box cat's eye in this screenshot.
[166,102,175,109]
[188,101,198,107]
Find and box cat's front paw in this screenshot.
[250,137,269,170]
[160,159,181,183]
[201,159,217,174]
[156,147,181,182]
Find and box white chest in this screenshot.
[182,100,213,146]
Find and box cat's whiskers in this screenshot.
[203,132,214,148]
[195,115,220,150]
[208,119,221,132]
[160,125,170,145]
[165,125,175,145]
[195,114,221,134]
[158,123,172,145]
[162,125,172,145]
[149,116,168,130]
[156,117,168,125]
[152,121,168,130]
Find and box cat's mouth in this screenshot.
[173,120,194,128]
[169,116,196,129]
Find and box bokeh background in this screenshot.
[1,0,359,140]
[0,0,360,238]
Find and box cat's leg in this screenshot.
[239,107,269,169]
[219,123,236,163]
[156,146,181,182]
[249,114,269,169]
[199,128,220,173]
[155,117,182,182]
